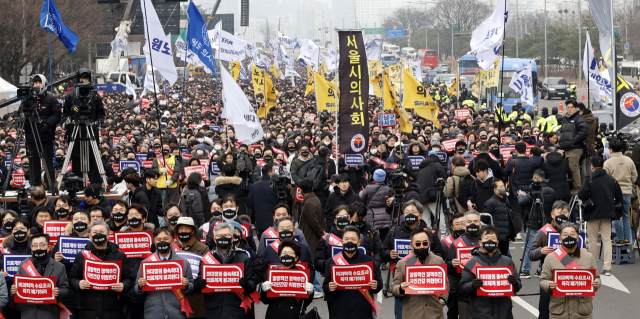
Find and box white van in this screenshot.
[401,47,417,59]
[382,43,400,55]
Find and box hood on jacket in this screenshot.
[546,151,564,166]
[419,157,441,169]
[120,222,156,232]
[407,141,428,155]
[2,234,13,249]
[452,166,470,177]
[214,176,243,186]
[582,112,595,124]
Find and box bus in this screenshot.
[255,42,264,50]
[382,43,400,55]
[488,58,539,112]
[458,54,479,74]
[619,61,640,85]
[418,49,438,69]
[381,54,397,67]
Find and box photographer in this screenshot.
[387,141,412,176]
[417,150,448,229]
[322,174,362,232]
[247,163,279,236]
[179,172,206,228]
[62,69,106,187]
[22,74,61,188]
[446,156,474,214]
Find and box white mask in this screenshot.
[277,138,285,144]
[197,138,204,143]
[370,148,378,154]
[200,180,205,187]
[214,145,222,150]
[265,133,271,139]
[196,150,204,155]
[324,141,331,146]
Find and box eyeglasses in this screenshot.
[31,243,49,249]
[128,213,142,218]
[413,241,430,248]
[166,212,181,217]
[215,234,232,239]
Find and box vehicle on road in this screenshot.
[461,67,479,75]
[381,54,398,67]
[382,43,400,55]
[539,77,570,100]
[423,69,440,83]
[489,58,539,112]
[619,61,640,85]
[458,55,479,73]
[433,73,455,84]
[401,47,417,59]
[418,49,438,70]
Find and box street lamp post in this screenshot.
[408,1,437,50]
[545,0,547,80]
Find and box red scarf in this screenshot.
[269,239,281,253]
[21,259,72,319]
[539,224,557,235]
[158,156,174,176]
[263,227,278,239]
[442,235,454,249]
[201,252,260,313]
[323,233,342,247]
[147,253,193,316]
[331,253,381,315]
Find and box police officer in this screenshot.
[494,103,509,127]
[23,74,61,188]
[62,69,106,187]
[545,107,559,132]
[569,82,577,99]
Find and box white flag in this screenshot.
[125,74,137,100]
[220,67,264,144]
[411,61,423,81]
[277,31,298,49]
[470,0,509,71]
[143,69,160,94]
[326,45,337,72]
[365,39,382,61]
[111,37,127,57]
[259,54,271,66]
[285,65,301,78]
[299,39,319,71]
[508,63,534,106]
[141,0,178,85]
[583,30,612,102]
[209,22,247,62]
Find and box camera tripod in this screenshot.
[382,186,405,298]
[1,104,55,196]
[519,194,546,275]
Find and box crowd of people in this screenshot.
[0,59,635,319]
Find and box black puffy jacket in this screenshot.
[417,157,447,203]
[469,176,496,213]
[483,194,517,242]
[314,224,383,274]
[542,151,572,200]
[322,186,362,230]
[578,168,623,221]
[558,112,589,150]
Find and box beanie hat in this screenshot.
[373,169,386,183]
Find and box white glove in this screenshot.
[261,281,273,292]
[304,282,314,294]
[165,180,174,187]
[159,167,168,173]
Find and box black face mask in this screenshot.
[442,134,449,139]
[288,147,296,153]
[177,232,192,242]
[554,215,569,225]
[222,209,236,219]
[264,155,273,162]
[480,135,487,140]
[491,146,499,153]
[156,241,171,254]
[154,144,161,149]
[456,148,465,154]
[336,217,350,229]
[254,153,262,158]
[233,234,241,245]
[523,134,531,140]
[56,208,69,218]
[92,233,107,246]
[453,229,466,239]
[128,217,142,229]
[414,247,429,258]
[425,130,432,135]
[55,155,63,161]
[3,221,13,232]
[353,220,365,228]
[212,210,222,218]
[168,216,180,226]
[301,151,310,157]
[281,256,296,267]
[13,230,27,241]
[162,149,170,155]
[466,224,480,236]
[404,214,419,225]
[216,237,231,249]
[343,241,358,253]
[74,222,88,233]
[279,230,294,240]
[483,240,498,252]
[563,236,578,249]
[22,163,29,169]
[32,249,48,262]
[112,212,126,223]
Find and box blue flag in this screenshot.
[186,2,216,73]
[40,0,79,53]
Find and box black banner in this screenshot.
[338,31,369,155]
[615,75,640,130]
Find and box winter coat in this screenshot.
[543,152,572,200]
[322,186,362,231]
[528,222,560,265]
[69,242,134,319]
[142,184,163,227]
[417,157,448,203]
[134,250,194,319]
[392,253,448,319]
[459,248,522,319]
[247,175,279,231]
[381,220,446,262]
[503,155,544,193]
[447,152,476,172]
[518,183,556,230]
[180,187,206,227]
[338,157,366,193]
[386,151,413,176]
[540,249,600,319]
[468,152,504,181]
[129,185,151,215]
[604,152,638,195]
[583,111,598,156]
[558,112,588,150]
[445,166,473,213]
[0,236,32,313]
[469,174,496,213]
[322,251,383,319]
[262,241,315,281]
[290,155,313,185]
[445,233,481,298]
[260,274,313,319]
[298,192,324,260]
[360,183,392,230]
[256,227,308,258]
[384,183,421,216]
[406,140,428,156]
[631,143,640,185]
[483,194,517,242]
[214,176,250,216]
[15,256,70,319]
[27,196,56,227]
[578,168,623,221]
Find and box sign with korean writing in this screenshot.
[141,160,153,168]
[83,259,122,290]
[476,266,514,297]
[295,188,304,203]
[141,98,149,108]
[113,231,153,258]
[184,165,207,178]
[331,246,367,256]
[267,268,310,297]
[13,276,57,304]
[408,156,425,170]
[338,31,369,155]
[393,238,412,260]
[11,173,25,186]
[135,154,148,162]
[119,161,140,173]
[175,251,201,280]
[202,264,244,293]
[500,146,515,160]
[386,27,404,39]
[456,246,479,273]
[2,255,30,281]
[211,162,221,175]
[435,152,448,163]
[344,154,364,166]
[141,260,185,291]
[441,139,460,153]
[455,109,471,120]
[377,113,397,127]
[43,220,71,242]
[553,269,596,297]
[404,264,447,295]
[111,163,120,172]
[58,236,91,263]
[199,159,210,168]
[331,262,374,290]
[547,233,586,250]
[240,223,250,239]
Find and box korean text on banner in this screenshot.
[13,276,57,304]
[553,269,596,297]
[83,260,122,290]
[267,268,310,298]
[141,260,185,291]
[202,264,244,293]
[404,264,448,295]
[456,246,479,273]
[331,262,374,290]
[476,266,514,297]
[113,231,153,258]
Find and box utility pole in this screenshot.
[516,0,519,58]
[578,0,582,88]
[545,0,548,79]
[451,23,454,72]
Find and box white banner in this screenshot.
[299,39,319,71]
[143,69,160,94]
[326,45,337,72]
[141,0,177,85]
[277,31,298,49]
[508,63,534,106]
[583,30,611,102]
[470,0,509,71]
[365,38,382,61]
[411,61,422,81]
[209,21,247,62]
[111,37,126,57]
[259,54,271,66]
[220,67,263,144]
[125,75,137,100]
[285,65,301,78]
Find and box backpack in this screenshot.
[305,161,328,192]
[453,174,475,208]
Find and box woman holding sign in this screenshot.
[260,240,313,319]
[539,222,600,319]
[1,217,32,318]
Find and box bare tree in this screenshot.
[432,0,491,31]
[382,7,430,32]
[259,18,276,44]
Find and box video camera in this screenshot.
[17,80,46,118]
[274,166,291,202]
[61,173,84,203]
[389,169,406,191]
[182,193,195,206]
[530,180,543,198]
[434,177,446,192]
[16,186,30,217]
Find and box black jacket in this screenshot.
[309,156,337,197]
[517,183,556,230]
[314,224,384,274]
[261,241,315,282]
[129,185,151,214]
[483,194,517,242]
[62,88,106,157]
[459,248,522,319]
[386,151,413,176]
[542,151,572,200]
[381,219,446,262]
[559,112,589,150]
[214,176,250,216]
[322,250,382,319]
[247,175,279,231]
[24,92,62,142]
[322,186,362,230]
[384,182,420,215]
[578,168,623,221]
[469,176,496,213]
[338,157,366,193]
[503,155,544,193]
[445,232,481,298]
[468,152,504,181]
[260,266,313,319]
[142,184,163,227]
[69,242,134,319]
[417,157,447,203]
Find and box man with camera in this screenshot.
[417,150,448,231]
[62,69,106,187]
[20,74,61,189]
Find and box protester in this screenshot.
[483,180,517,255]
[604,139,637,245]
[247,163,279,235]
[256,204,307,257]
[558,100,588,194]
[322,174,362,232]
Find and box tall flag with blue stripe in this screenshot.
[40,0,79,53]
[470,0,508,71]
[186,2,216,74]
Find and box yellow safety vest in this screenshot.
[545,116,559,132]
[495,107,509,122]
[157,155,178,189]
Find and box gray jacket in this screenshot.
[15,257,69,319]
[134,250,195,319]
[180,187,206,227]
[290,155,314,185]
[360,184,392,230]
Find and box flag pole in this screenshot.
[48,32,53,93]
[498,0,507,107]
[586,29,590,109]
[334,29,339,173]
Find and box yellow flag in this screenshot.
[387,63,404,93]
[231,62,240,81]
[251,65,266,95]
[304,65,315,96]
[401,68,440,128]
[256,70,278,118]
[368,60,381,80]
[471,71,482,99]
[315,72,338,111]
[321,60,329,76]
[370,73,384,98]
[269,64,282,79]
[383,73,398,110]
[483,59,499,88]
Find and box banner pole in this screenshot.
[334,29,339,173]
[178,3,189,155]
[48,33,53,93]
[610,0,617,130]
[498,0,507,106]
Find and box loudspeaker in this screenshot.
[241,0,249,26]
